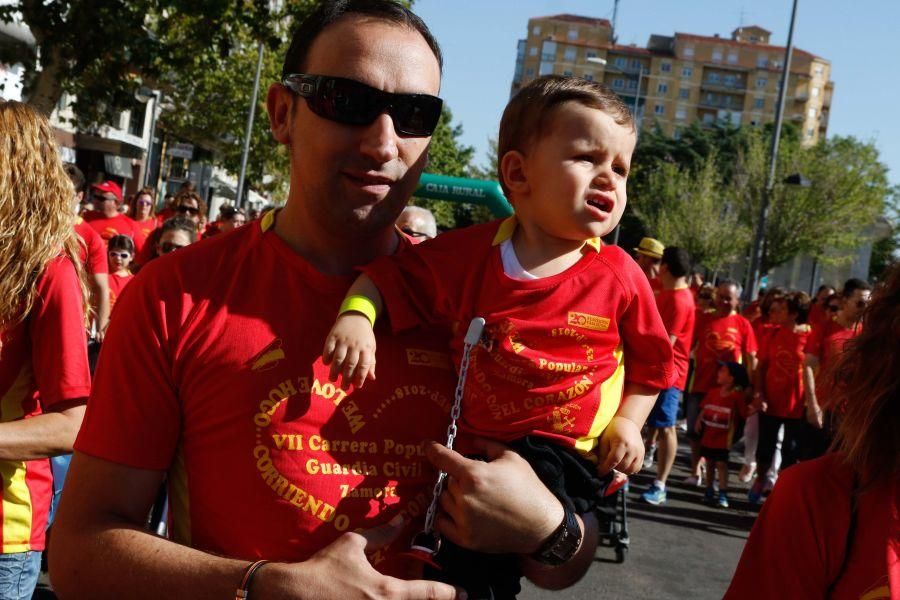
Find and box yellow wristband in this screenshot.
[339,295,377,328]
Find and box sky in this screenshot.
[415,0,900,187]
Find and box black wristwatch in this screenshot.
[531,505,582,566]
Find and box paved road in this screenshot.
[34,437,758,599]
[521,440,758,600]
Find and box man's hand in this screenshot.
[598,416,644,475]
[322,313,377,390]
[254,518,463,600]
[751,394,767,412]
[425,438,562,555]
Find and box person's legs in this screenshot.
[716,460,730,508]
[739,413,759,482]
[751,413,781,500]
[642,388,681,504]
[656,426,678,484]
[780,417,804,470]
[685,392,705,483]
[0,551,42,600]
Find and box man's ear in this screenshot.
[267,83,293,145]
[499,150,529,195]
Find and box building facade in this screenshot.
[511,15,833,145]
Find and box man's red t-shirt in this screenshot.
[84,211,144,260]
[362,218,674,456]
[655,287,695,391]
[760,325,811,419]
[0,256,90,552]
[74,218,108,275]
[698,387,748,450]
[107,272,134,311]
[807,302,830,330]
[75,212,456,565]
[691,312,757,394]
[726,454,899,599]
[805,319,861,408]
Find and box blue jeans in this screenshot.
[0,551,42,600]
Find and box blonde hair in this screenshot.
[0,101,88,329]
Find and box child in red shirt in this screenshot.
[322,77,673,591]
[696,361,752,508]
[106,235,135,312]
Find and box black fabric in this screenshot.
[699,446,730,463]
[425,436,614,599]
[755,413,804,469]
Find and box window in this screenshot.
[727,52,739,64]
[563,70,573,76]
[612,78,624,89]
[807,128,815,137]
[808,108,817,119]
[614,57,626,68]
[627,78,638,90]
[654,104,665,115]
[630,59,642,70]
[684,45,695,58]
[679,88,689,99]
[757,54,768,68]
[812,87,820,97]
[541,40,557,61]
[756,77,767,88]
[712,49,723,62]
[682,66,693,78]
[702,113,715,124]
[584,73,594,81]
[676,107,687,120]
[57,91,69,111]
[660,62,672,73]
[539,61,554,75]
[723,74,736,87]
[568,28,578,41]
[526,67,535,76]
[814,65,824,76]
[517,40,526,59]
[532,25,541,36]
[529,46,538,57]
[754,97,764,110]
[705,92,716,105]
[708,72,721,84]
[564,47,576,62]
[586,51,597,59]
[657,83,668,94]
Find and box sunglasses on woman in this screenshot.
[176,205,199,215]
[282,73,443,137]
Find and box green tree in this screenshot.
[868,185,899,280]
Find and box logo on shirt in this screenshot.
[567,311,611,332]
[406,348,452,370]
[250,339,286,372]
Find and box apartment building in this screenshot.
[511,15,833,144]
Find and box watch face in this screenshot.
[535,507,582,565]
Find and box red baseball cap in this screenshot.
[91,180,123,204]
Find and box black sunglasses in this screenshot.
[400,226,429,238]
[176,205,199,215]
[282,73,443,137]
[159,242,186,255]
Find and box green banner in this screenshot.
[415,173,513,217]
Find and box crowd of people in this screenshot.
[0,1,896,599]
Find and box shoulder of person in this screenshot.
[774,454,853,501]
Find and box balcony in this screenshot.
[793,92,809,102]
[700,80,747,93]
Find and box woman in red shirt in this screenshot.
[129,187,158,251]
[749,291,812,503]
[727,265,899,599]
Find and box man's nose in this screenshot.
[359,112,400,164]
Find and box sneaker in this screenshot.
[641,484,667,505]
[717,492,730,508]
[643,445,656,470]
[762,475,777,495]
[738,462,757,483]
[684,475,703,487]
[703,486,716,504]
[747,489,763,505]
[676,419,688,432]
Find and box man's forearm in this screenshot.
[521,512,598,590]
[803,365,818,409]
[0,404,85,461]
[50,516,249,600]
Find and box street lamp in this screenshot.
[135,86,163,189]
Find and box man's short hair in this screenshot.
[717,278,743,297]
[661,247,691,278]
[64,163,85,193]
[497,75,635,196]
[841,278,871,298]
[282,0,443,78]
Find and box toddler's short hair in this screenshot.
[497,75,635,195]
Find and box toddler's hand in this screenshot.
[322,313,377,390]
[598,416,644,475]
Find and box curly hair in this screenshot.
[0,101,89,329]
[827,263,900,487]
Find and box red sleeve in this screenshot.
[614,253,675,389]
[360,227,484,333]
[86,227,109,275]
[725,456,852,599]
[75,261,180,470]
[805,324,825,357]
[30,257,91,406]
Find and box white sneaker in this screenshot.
[643,444,656,470]
[738,462,757,483]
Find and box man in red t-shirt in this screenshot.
[686,280,757,483]
[802,278,871,459]
[641,247,695,506]
[51,5,597,599]
[65,164,111,341]
[83,180,141,257]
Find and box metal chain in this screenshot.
[420,317,486,541]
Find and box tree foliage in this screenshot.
[632,121,891,278]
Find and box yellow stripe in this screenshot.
[860,586,890,600]
[168,446,191,546]
[490,216,601,252]
[260,209,276,233]
[574,345,624,453]
[0,365,35,551]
